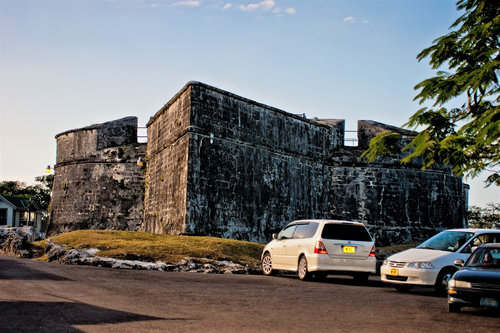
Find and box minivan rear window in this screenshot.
[321,223,372,241]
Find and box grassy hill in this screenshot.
[34,230,265,266]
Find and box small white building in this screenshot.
[0,195,45,232]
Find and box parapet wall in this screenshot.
[357,120,417,149]
[189,83,344,159]
[48,117,146,236]
[144,82,468,245]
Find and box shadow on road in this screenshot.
[0,258,70,281]
[0,301,191,332]
[276,272,387,288]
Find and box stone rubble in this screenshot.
[44,239,259,274]
[0,226,39,257]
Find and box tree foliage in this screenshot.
[364,0,499,186]
[0,175,53,210]
[467,203,500,229]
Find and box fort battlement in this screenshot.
[48,82,468,245]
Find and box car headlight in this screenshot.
[383,258,389,265]
[449,279,471,289]
[407,262,434,269]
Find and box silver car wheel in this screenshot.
[298,256,309,280]
[441,272,453,288]
[443,273,453,288]
[435,269,456,294]
[261,253,274,276]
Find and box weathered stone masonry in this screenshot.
[143,82,468,245]
[47,117,146,236]
[48,82,468,246]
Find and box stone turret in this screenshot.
[47,117,146,236]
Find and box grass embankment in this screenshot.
[34,230,265,266]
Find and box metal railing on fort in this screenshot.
[137,127,147,143]
[344,130,358,147]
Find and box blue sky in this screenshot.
[0,0,498,207]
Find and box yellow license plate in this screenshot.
[343,246,356,253]
[390,268,399,276]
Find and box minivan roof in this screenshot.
[289,219,366,226]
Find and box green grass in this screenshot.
[33,230,265,266]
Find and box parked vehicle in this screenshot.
[380,229,500,293]
[448,243,500,312]
[261,220,376,281]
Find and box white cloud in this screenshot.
[239,0,275,12]
[362,19,369,24]
[285,7,296,15]
[173,0,201,7]
[223,3,232,10]
[343,16,356,23]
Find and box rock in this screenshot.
[0,226,39,257]
[1,233,30,257]
[45,239,68,262]
[58,249,85,265]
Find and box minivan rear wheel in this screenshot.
[298,256,312,281]
[261,252,276,276]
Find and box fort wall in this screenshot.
[144,82,468,245]
[47,117,146,236]
[48,82,468,246]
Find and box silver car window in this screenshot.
[418,231,473,252]
[278,225,296,240]
[292,223,319,239]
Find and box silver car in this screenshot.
[380,228,500,293]
[261,220,376,281]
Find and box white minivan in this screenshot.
[261,220,376,281]
[380,228,500,293]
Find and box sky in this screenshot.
[0,0,498,207]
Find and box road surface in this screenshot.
[0,255,498,332]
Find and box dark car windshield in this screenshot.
[466,247,500,268]
[321,223,372,241]
[417,231,474,252]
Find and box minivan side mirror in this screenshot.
[272,233,278,240]
[454,259,465,267]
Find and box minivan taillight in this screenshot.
[369,245,376,257]
[314,241,328,254]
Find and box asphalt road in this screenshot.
[0,255,498,333]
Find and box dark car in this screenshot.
[447,243,500,313]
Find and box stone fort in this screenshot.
[47,81,468,246]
